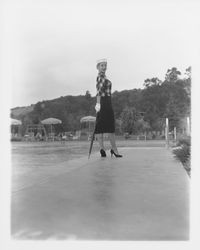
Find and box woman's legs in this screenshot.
[108,133,119,154]
[96,133,105,150]
[96,133,120,153]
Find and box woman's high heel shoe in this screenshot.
[100,149,106,157]
[110,149,122,158]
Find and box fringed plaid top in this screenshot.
[96,73,112,97]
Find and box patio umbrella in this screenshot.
[80,116,96,123]
[41,118,62,125]
[11,118,22,125]
[10,118,22,136]
[80,116,96,135]
[41,118,62,137]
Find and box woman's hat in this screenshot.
[96,59,107,66]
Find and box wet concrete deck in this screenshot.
[11,147,189,240]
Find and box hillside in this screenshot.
[11,105,35,118]
[10,67,191,135]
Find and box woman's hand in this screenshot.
[95,103,101,112]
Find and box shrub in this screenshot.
[173,136,191,177]
[176,136,191,147]
[173,144,190,165]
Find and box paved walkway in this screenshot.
[11,147,189,240]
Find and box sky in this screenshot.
[2,0,199,107]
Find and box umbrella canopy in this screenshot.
[11,118,22,125]
[41,118,62,125]
[80,116,96,123]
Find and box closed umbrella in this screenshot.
[88,124,96,159]
[87,116,97,159]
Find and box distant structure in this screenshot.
[25,124,47,141]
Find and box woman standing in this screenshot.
[94,59,122,158]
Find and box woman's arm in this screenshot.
[95,76,102,112]
[96,95,101,104]
[95,95,101,112]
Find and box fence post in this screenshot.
[187,117,190,136]
[174,127,177,143]
[165,118,169,148]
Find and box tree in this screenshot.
[85,90,91,99]
[134,118,151,135]
[165,67,181,82]
[143,77,162,88]
[182,66,191,97]
[163,84,190,130]
[184,66,191,79]
[140,83,165,130]
[11,66,191,136]
[120,107,137,134]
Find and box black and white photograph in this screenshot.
[1,0,200,249]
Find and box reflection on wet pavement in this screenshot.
[11,141,189,240]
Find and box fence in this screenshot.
[165,116,191,147]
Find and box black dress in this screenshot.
[94,74,115,134]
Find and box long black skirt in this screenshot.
[94,96,115,134]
